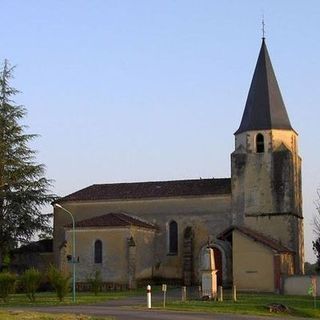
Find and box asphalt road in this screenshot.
[8,295,312,320]
[10,305,305,320]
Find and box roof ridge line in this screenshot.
[118,212,156,227]
[237,225,292,252]
[262,41,273,128]
[92,177,230,187]
[116,212,135,225]
[56,177,232,203]
[218,225,292,253]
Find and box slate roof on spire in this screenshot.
[235,39,293,134]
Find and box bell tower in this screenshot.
[231,38,304,273]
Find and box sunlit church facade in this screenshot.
[53,38,304,292]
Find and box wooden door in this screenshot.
[213,247,222,286]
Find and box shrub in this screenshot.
[0,272,16,302]
[47,265,71,302]
[20,268,42,302]
[87,270,103,295]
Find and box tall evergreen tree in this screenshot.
[0,60,55,268]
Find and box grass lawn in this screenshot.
[1,289,320,318]
[0,290,143,308]
[155,292,320,318]
[0,310,113,320]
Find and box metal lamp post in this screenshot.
[54,203,76,303]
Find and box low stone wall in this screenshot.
[282,275,320,295]
[137,277,183,287]
[76,282,128,292]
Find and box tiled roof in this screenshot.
[12,239,53,254]
[56,178,231,203]
[65,212,157,230]
[217,225,293,253]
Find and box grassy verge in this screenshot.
[0,311,114,320]
[0,290,143,308]
[153,292,320,318]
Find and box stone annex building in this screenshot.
[53,38,304,293]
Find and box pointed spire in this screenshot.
[235,39,293,134]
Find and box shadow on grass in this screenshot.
[153,291,320,318]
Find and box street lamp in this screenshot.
[54,203,76,303]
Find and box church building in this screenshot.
[53,38,304,293]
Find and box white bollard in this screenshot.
[233,285,237,302]
[182,286,187,302]
[147,284,152,309]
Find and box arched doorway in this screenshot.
[199,242,230,287]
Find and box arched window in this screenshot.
[169,221,178,255]
[256,133,265,153]
[94,240,102,263]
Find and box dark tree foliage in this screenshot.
[0,60,55,268]
[304,261,318,275]
[312,238,320,272]
[313,188,320,273]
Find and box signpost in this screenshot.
[54,203,77,303]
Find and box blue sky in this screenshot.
[1,1,319,262]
